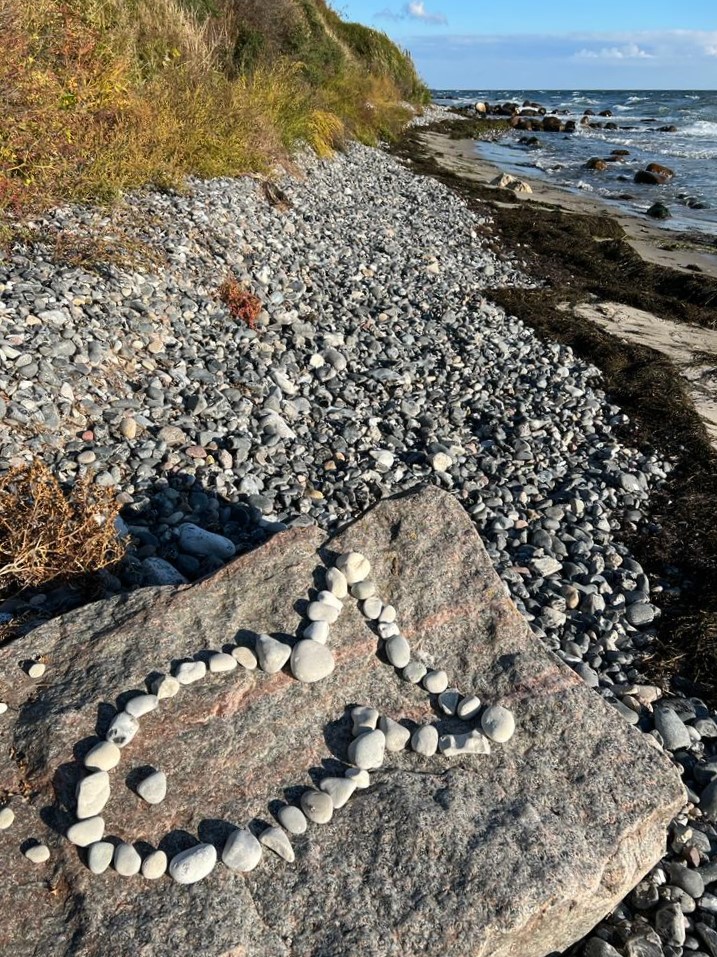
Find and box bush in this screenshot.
[218,275,262,328]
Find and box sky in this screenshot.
[334,1,717,89]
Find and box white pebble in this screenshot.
[411,725,439,756]
[255,634,292,674]
[87,840,114,873]
[335,551,371,585]
[76,771,111,819]
[402,661,427,684]
[350,580,376,600]
[439,730,491,757]
[361,597,383,620]
[174,660,207,685]
[151,674,180,699]
[106,711,139,748]
[28,662,46,679]
[259,826,295,862]
[348,729,386,770]
[320,776,357,808]
[307,601,340,624]
[277,805,307,835]
[379,604,397,623]
[208,652,237,674]
[303,620,330,644]
[457,695,481,720]
[386,635,411,668]
[317,590,343,611]
[24,842,50,864]
[169,843,217,884]
[301,789,334,824]
[0,703,8,714]
[67,816,105,847]
[0,807,15,829]
[231,646,258,670]
[351,705,379,735]
[223,829,263,871]
[141,849,168,880]
[326,567,348,599]
[84,741,121,771]
[136,770,167,805]
[423,670,448,694]
[481,705,516,743]
[290,640,335,683]
[438,688,461,716]
[125,693,159,718]
[345,768,370,789]
[114,842,141,876]
[378,621,400,639]
[379,715,411,752]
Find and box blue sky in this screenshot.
[334,1,717,88]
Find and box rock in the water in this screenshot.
[114,843,141,877]
[255,635,291,674]
[277,806,307,835]
[222,829,263,872]
[136,770,167,805]
[411,724,439,756]
[319,777,357,809]
[300,789,334,824]
[106,711,139,748]
[84,741,121,771]
[87,841,114,874]
[259,827,295,862]
[169,844,217,884]
[141,850,168,880]
[481,705,516,743]
[76,771,111,819]
[290,640,335,683]
[348,729,386,770]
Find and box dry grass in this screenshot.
[0,461,126,598]
[218,275,262,328]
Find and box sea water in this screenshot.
[432,89,717,235]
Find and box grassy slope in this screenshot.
[0,0,428,219]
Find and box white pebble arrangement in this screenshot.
[57,550,515,886]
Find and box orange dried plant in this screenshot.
[218,274,262,329]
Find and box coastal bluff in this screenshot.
[0,486,684,957]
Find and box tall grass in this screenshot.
[0,0,427,218]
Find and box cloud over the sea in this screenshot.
[376,2,448,26]
[573,43,653,60]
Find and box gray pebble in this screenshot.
[277,805,308,835]
[379,605,397,623]
[423,670,448,694]
[319,777,357,808]
[106,711,139,747]
[290,639,335,683]
[402,661,427,684]
[481,705,516,743]
[345,768,371,789]
[232,647,258,670]
[223,829,263,871]
[335,551,371,585]
[87,840,114,874]
[76,771,111,819]
[351,580,376,600]
[259,826,295,862]
[352,705,379,735]
[303,620,330,643]
[361,596,383,620]
[114,843,141,876]
[378,715,411,752]
[125,693,159,718]
[301,789,334,824]
[385,635,411,668]
[348,729,386,769]
[67,816,105,847]
[439,729,492,756]
[208,652,237,673]
[24,843,50,864]
[0,807,14,829]
[655,707,692,751]
[28,662,46,679]
[457,695,481,720]
[255,635,292,674]
[136,770,167,805]
[326,567,348,599]
[411,725,439,756]
[378,621,400,639]
[141,850,168,880]
[169,843,217,884]
[438,688,462,716]
[151,674,180,699]
[84,741,121,771]
[174,660,207,685]
[306,601,340,624]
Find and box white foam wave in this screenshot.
[681,120,717,137]
[626,95,647,103]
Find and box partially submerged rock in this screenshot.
[0,487,684,957]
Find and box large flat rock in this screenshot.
[0,486,684,957]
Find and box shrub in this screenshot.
[218,275,262,328]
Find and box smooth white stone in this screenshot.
[335,551,371,585]
[386,635,411,668]
[84,741,121,772]
[423,670,449,694]
[67,816,105,847]
[277,805,308,835]
[141,849,168,880]
[151,674,180,699]
[87,840,114,874]
[136,770,167,805]
[208,652,237,673]
[28,662,46,679]
[439,729,492,757]
[350,580,377,600]
[106,711,139,748]
[169,843,217,884]
[361,597,383,620]
[457,695,482,720]
[255,635,292,674]
[24,843,50,864]
[125,693,159,718]
[378,621,400,639]
[348,729,386,770]
[320,777,356,809]
[174,660,207,685]
[481,705,516,743]
[326,567,348,599]
[306,601,340,624]
[402,661,427,684]
[0,807,14,829]
[411,725,439,756]
[345,768,371,789]
[379,715,411,752]
[76,771,110,819]
[259,826,295,862]
[438,688,462,716]
[351,705,379,735]
[114,842,141,876]
[317,590,343,611]
[303,620,330,644]
[379,604,397,623]
[222,829,263,871]
[290,640,335,683]
[232,646,258,670]
[0,703,7,715]
[300,789,334,824]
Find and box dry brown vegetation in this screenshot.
[0,461,126,598]
[218,275,263,328]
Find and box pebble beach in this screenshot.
[1,105,717,955]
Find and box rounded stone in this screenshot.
[106,711,139,748]
[361,597,383,620]
[326,567,348,599]
[114,842,141,876]
[348,729,386,770]
[28,662,46,679]
[84,741,121,771]
[317,590,343,611]
[259,826,294,862]
[386,635,411,668]
[232,646,258,670]
[0,703,7,715]
[352,705,379,735]
[0,807,15,829]
[208,652,237,674]
[301,789,334,824]
[345,768,371,789]
[290,640,335,683]
[335,551,371,585]
[174,660,207,685]
[457,695,482,720]
[303,620,330,644]
[24,843,50,864]
[351,580,377,600]
[411,725,439,756]
[319,776,357,808]
[306,601,340,624]
[87,840,114,874]
[438,688,462,716]
[151,674,180,699]
[402,661,427,684]
[277,805,308,835]
[136,770,167,805]
[67,817,105,847]
[423,670,449,694]
[76,770,111,819]
[481,705,516,743]
[255,635,292,674]
[379,715,411,752]
[124,694,159,718]
[222,829,263,872]
[379,605,397,623]
[378,621,400,639]
[141,849,168,880]
[169,843,217,884]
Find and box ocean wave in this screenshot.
[626,95,647,103]
[681,120,717,137]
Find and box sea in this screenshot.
[432,89,717,235]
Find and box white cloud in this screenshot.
[574,42,653,60]
[375,2,447,25]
